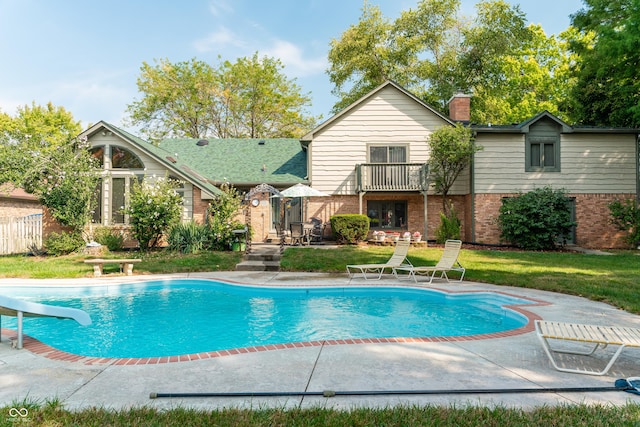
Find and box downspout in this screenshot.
[636,134,640,203]
[356,164,364,214]
[470,133,477,243]
[422,190,428,241]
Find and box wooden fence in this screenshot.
[0,213,43,255]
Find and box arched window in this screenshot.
[89,146,105,167]
[111,146,144,169]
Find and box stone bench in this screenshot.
[84,258,141,277]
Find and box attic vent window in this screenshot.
[258,140,266,145]
[196,139,209,146]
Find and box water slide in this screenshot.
[0,294,91,349]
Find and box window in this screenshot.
[110,176,143,224]
[89,146,105,167]
[367,200,407,229]
[526,136,560,172]
[111,146,144,169]
[367,145,409,189]
[91,179,102,224]
[369,145,407,163]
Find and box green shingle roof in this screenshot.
[158,138,307,186]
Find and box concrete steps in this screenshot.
[235,244,281,271]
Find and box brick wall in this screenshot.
[573,193,631,248]
[306,193,469,241]
[0,199,42,219]
[472,193,633,249]
[191,186,210,225]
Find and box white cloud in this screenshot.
[193,27,246,52]
[263,40,326,78]
[207,0,233,17]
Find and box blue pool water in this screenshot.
[0,279,532,358]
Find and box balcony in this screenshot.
[356,163,429,192]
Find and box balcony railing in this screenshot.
[356,163,429,192]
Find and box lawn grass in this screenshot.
[1,244,639,424]
[0,250,242,279]
[3,399,640,427]
[282,245,640,314]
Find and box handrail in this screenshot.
[356,163,429,191]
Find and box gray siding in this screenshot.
[474,132,636,194]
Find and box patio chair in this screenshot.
[346,240,412,280]
[289,222,309,246]
[535,320,640,376]
[393,239,465,284]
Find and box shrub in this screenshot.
[330,214,369,244]
[435,205,461,243]
[205,183,244,250]
[125,177,183,251]
[44,231,84,256]
[608,199,640,248]
[498,186,576,250]
[93,227,124,251]
[168,221,208,254]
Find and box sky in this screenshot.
[0,0,585,131]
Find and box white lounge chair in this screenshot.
[536,320,640,376]
[393,239,465,284]
[346,240,412,280]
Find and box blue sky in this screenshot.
[0,0,584,130]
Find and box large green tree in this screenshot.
[327,0,574,124]
[0,102,82,185]
[0,103,99,235]
[127,54,318,140]
[569,0,640,127]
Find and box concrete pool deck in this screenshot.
[1,271,640,411]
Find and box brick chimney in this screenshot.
[447,93,471,122]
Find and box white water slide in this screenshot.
[0,294,91,349]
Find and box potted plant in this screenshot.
[413,231,421,242]
[390,232,400,242]
[373,230,386,242]
[403,231,411,241]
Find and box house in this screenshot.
[301,81,639,249]
[0,185,41,219]
[79,122,307,243]
[77,81,638,249]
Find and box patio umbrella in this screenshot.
[279,183,329,198]
[276,184,329,227]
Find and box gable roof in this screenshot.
[81,121,222,196]
[472,111,640,134]
[300,80,455,144]
[81,121,307,191]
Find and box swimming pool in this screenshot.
[0,279,534,359]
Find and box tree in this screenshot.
[428,123,480,213]
[0,103,98,237]
[468,25,575,124]
[0,102,82,185]
[327,2,421,112]
[568,0,640,127]
[24,136,101,235]
[127,54,318,140]
[126,58,216,141]
[327,0,574,123]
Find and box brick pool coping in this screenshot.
[1,286,549,366]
